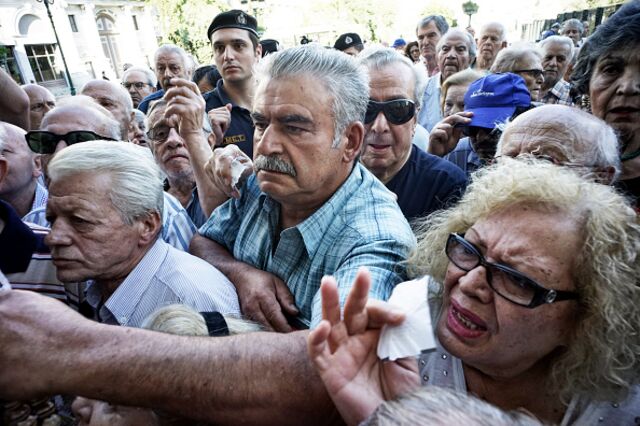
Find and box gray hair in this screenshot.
[539,35,575,61]
[479,22,507,42]
[357,47,427,110]
[436,28,477,62]
[255,45,369,148]
[490,42,542,73]
[562,18,584,34]
[363,386,542,426]
[47,141,164,225]
[123,66,158,87]
[44,95,122,141]
[416,15,449,35]
[155,44,194,77]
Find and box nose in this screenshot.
[547,57,558,69]
[43,103,53,113]
[222,46,235,62]
[45,218,73,248]
[54,140,67,153]
[616,68,640,96]
[165,128,185,148]
[456,265,494,304]
[370,110,390,133]
[255,124,282,156]
[536,73,545,85]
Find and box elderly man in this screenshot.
[418,28,476,133]
[21,84,56,130]
[0,44,414,426]
[44,141,239,326]
[474,22,507,71]
[497,104,620,184]
[358,48,466,220]
[204,10,262,158]
[539,36,575,105]
[416,15,449,76]
[121,66,157,109]
[23,97,197,252]
[138,44,194,114]
[561,18,584,47]
[81,79,133,140]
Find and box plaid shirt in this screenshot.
[542,79,574,106]
[200,163,416,328]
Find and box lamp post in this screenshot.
[36,0,76,95]
[462,1,480,28]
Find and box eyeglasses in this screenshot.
[25,131,116,154]
[365,99,416,125]
[122,82,152,90]
[513,69,544,79]
[445,233,579,308]
[147,124,175,144]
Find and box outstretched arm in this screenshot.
[0,69,30,130]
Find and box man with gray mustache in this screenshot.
[191,45,415,332]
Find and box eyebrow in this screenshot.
[278,114,314,126]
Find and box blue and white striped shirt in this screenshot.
[200,163,416,328]
[86,238,240,327]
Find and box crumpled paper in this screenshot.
[377,279,436,361]
[230,157,248,191]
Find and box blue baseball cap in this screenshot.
[463,73,531,129]
[392,38,407,48]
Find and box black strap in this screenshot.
[200,311,229,337]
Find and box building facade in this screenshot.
[0,0,159,97]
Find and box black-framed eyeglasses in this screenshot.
[122,82,152,90]
[513,69,544,79]
[25,131,117,154]
[147,124,176,144]
[445,233,579,308]
[365,99,416,125]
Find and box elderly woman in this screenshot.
[308,159,640,425]
[572,1,640,211]
[491,43,545,101]
[440,69,484,117]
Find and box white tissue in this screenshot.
[377,279,436,361]
[230,157,245,190]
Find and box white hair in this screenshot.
[123,66,158,87]
[47,141,164,225]
[436,28,477,62]
[490,42,543,73]
[539,36,575,62]
[357,47,427,110]
[155,44,194,77]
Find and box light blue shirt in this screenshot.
[199,163,416,328]
[417,73,443,133]
[86,238,240,327]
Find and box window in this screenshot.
[132,15,139,31]
[68,15,78,32]
[25,44,64,83]
[0,45,23,84]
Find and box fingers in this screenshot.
[261,299,293,333]
[320,276,341,325]
[363,300,405,329]
[343,267,372,334]
[307,320,332,371]
[274,278,299,316]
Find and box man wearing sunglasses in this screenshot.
[358,48,466,221]
[121,66,157,109]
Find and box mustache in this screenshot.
[254,155,297,177]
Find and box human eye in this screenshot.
[233,42,246,51]
[285,125,306,135]
[213,44,225,54]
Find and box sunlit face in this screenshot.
[128,116,148,148]
[542,41,572,89]
[361,63,416,183]
[437,206,580,378]
[478,24,505,65]
[437,33,472,80]
[45,172,149,283]
[589,46,640,154]
[155,50,189,90]
[123,70,155,108]
[0,123,40,197]
[72,397,159,426]
[561,26,582,46]
[514,54,545,101]
[211,28,261,83]
[443,84,468,117]
[251,75,355,209]
[147,107,193,182]
[417,21,442,61]
[24,85,56,130]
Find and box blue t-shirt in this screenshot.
[386,145,467,221]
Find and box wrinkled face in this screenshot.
[24,86,56,130]
[478,24,505,64]
[72,397,158,426]
[514,54,545,101]
[123,70,155,108]
[128,117,148,148]
[437,206,580,378]
[0,124,40,196]
[82,82,130,136]
[44,172,146,283]
[155,50,189,90]
[589,46,640,153]
[251,75,350,208]
[211,28,260,83]
[542,41,572,89]
[417,21,442,61]
[147,108,193,182]
[499,121,573,164]
[437,33,472,80]
[361,64,416,182]
[443,84,468,117]
[561,26,582,46]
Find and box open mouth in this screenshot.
[451,305,487,331]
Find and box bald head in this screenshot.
[81,79,133,140]
[498,105,620,184]
[41,96,121,142]
[21,84,56,130]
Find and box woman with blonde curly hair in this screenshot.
[309,158,640,425]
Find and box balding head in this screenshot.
[81,79,133,140]
[21,84,56,130]
[498,105,620,184]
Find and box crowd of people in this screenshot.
[0,2,638,425]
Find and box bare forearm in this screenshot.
[0,69,29,130]
[184,133,229,216]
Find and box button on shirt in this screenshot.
[204,79,254,158]
[86,238,240,327]
[199,163,416,328]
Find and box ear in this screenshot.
[255,44,263,60]
[341,121,365,163]
[136,211,162,247]
[32,154,43,179]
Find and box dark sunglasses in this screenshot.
[513,69,544,79]
[446,233,579,308]
[25,131,116,154]
[364,99,416,125]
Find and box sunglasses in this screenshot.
[513,69,544,79]
[25,131,116,154]
[364,99,416,125]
